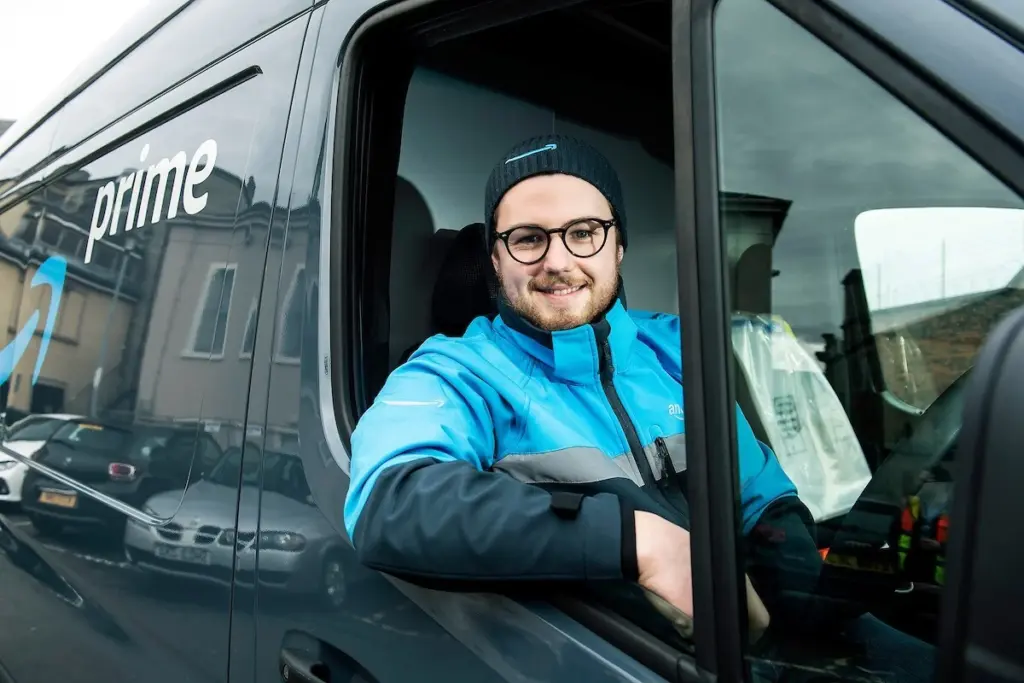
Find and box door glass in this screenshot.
[713,0,1024,679]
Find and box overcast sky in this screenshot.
[0,0,149,121]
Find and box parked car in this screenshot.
[0,413,80,504]
[20,419,220,538]
[125,446,351,606]
[0,0,1022,681]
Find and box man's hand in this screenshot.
[635,510,694,616]
[634,510,771,642]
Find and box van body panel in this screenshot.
[0,7,311,683]
[0,0,312,202]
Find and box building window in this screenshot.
[276,265,305,362]
[240,298,258,359]
[185,263,237,358]
[62,187,85,213]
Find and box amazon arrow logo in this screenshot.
[0,255,67,388]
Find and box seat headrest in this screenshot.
[431,222,499,337]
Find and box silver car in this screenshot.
[123,448,349,606]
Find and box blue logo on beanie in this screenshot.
[505,143,557,165]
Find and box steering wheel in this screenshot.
[805,369,969,622]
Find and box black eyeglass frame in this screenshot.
[494,217,616,265]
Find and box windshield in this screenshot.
[855,207,1024,412]
[5,417,67,443]
[51,422,131,453]
[207,448,312,503]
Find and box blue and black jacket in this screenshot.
[345,296,826,625]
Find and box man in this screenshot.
[344,134,810,626]
[345,133,939,681]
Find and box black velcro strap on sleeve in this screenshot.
[549,491,585,519]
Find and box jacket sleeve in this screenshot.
[746,496,869,634]
[735,404,801,535]
[343,351,635,584]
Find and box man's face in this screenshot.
[492,173,624,331]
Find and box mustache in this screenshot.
[529,275,590,292]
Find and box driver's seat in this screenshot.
[397,223,499,365]
[430,222,500,338]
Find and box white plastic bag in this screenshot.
[731,314,872,521]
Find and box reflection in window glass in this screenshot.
[714,0,1023,680]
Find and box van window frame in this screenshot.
[325,0,702,678]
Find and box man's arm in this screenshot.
[734,407,872,632]
[344,351,637,585]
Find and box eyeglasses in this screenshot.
[494,217,615,265]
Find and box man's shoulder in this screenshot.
[402,317,518,376]
[628,309,679,325]
[374,318,529,415]
[628,309,681,344]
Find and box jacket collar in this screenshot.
[493,284,638,383]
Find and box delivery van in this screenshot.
[1,0,1023,681]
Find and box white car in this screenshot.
[0,413,82,504]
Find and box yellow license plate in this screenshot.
[38,490,77,508]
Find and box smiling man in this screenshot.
[343,134,802,623]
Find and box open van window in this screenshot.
[324,0,1024,680]
[329,0,691,668]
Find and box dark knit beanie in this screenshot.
[483,134,627,254]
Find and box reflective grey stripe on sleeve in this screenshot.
[493,447,644,486]
[493,434,687,486]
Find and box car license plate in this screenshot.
[154,543,210,565]
[38,490,77,508]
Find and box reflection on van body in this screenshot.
[20,419,220,537]
[125,448,350,605]
[0,413,80,502]
[0,5,312,683]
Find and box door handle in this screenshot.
[279,636,379,683]
[280,648,329,683]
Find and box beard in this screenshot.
[499,267,622,332]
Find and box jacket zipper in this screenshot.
[598,338,656,489]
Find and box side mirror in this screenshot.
[936,304,1024,683]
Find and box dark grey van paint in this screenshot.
[1,0,1023,682]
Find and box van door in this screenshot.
[261,0,697,682]
[674,0,1024,681]
[0,8,314,683]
